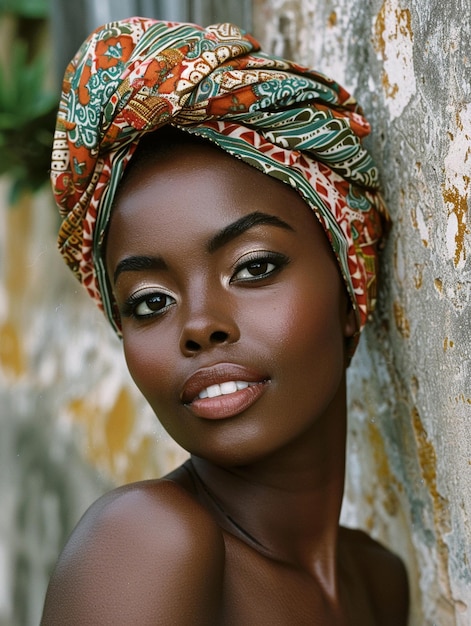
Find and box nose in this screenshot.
[179,296,240,356]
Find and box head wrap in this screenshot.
[51,17,389,353]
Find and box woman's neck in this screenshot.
[188,398,347,597]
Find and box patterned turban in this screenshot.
[51,17,389,352]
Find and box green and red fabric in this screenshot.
[51,18,390,352]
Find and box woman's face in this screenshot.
[106,140,356,467]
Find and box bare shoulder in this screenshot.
[340,526,409,625]
[41,478,225,625]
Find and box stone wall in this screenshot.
[253,1,470,624]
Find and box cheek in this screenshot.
[261,288,346,422]
[248,280,345,366]
[122,330,176,406]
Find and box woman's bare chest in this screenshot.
[218,533,378,626]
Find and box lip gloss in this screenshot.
[186,381,268,419]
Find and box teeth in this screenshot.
[207,384,221,398]
[198,381,252,400]
[220,381,238,394]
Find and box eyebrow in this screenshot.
[112,211,294,284]
[206,211,294,253]
[113,255,167,284]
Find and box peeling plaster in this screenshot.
[442,104,471,268]
[373,0,416,119]
[410,204,430,248]
[393,301,411,338]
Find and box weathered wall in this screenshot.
[253,1,470,624]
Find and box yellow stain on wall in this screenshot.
[1,194,36,380]
[449,394,471,406]
[393,301,410,338]
[65,389,173,484]
[0,320,26,377]
[66,388,140,481]
[442,181,469,267]
[414,264,423,289]
[65,396,102,455]
[442,105,470,267]
[373,1,414,101]
[368,420,401,518]
[124,434,161,484]
[381,73,398,99]
[105,387,134,462]
[411,408,450,529]
[374,1,413,56]
[6,193,33,295]
[443,337,454,351]
[411,407,452,594]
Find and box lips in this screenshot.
[181,363,269,420]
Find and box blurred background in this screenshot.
[1,1,470,625]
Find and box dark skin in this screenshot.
[41,139,409,625]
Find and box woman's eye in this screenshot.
[122,292,175,319]
[234,260,276,280]
[231,253,289,283]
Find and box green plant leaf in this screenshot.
[0,30,58,196]
[0,0,49,19]
[0,40,57,125]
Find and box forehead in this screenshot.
[119,137,286,204]
[127,140,267,198]
[107,138,332,256]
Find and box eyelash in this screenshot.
[230,251,290,283]
[121,291,176,320]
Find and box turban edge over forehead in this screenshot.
[51,17,390,354]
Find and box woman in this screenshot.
[42,18,408,625]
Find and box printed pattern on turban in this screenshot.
[51,17,390,353]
